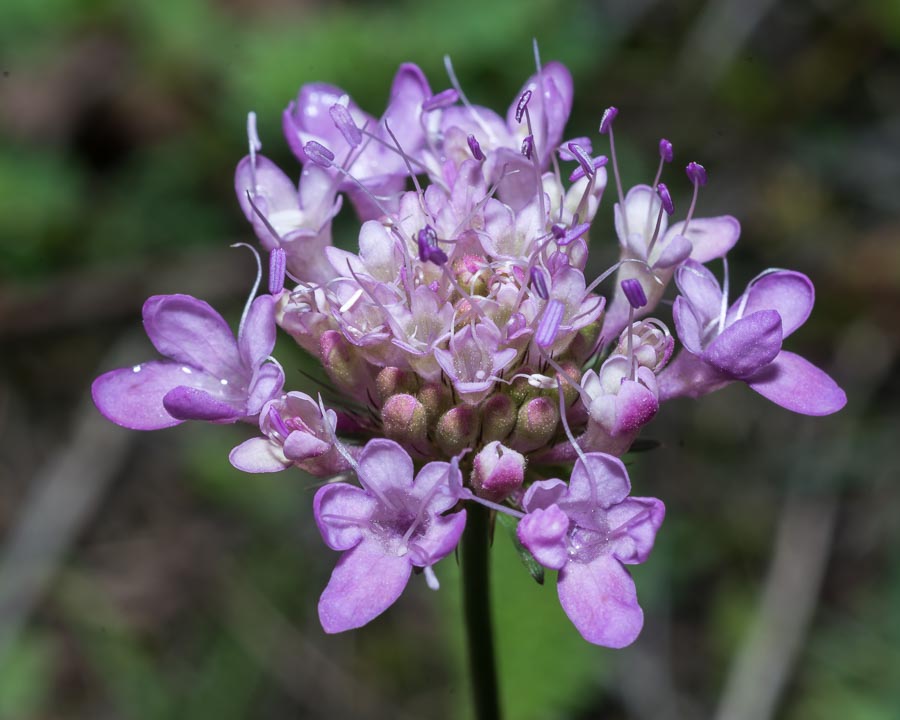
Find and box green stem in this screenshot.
[461,503,501,720]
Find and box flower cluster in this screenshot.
[92,54,846,647]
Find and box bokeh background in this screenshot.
[2,0,899,718]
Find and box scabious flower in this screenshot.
[92,50,846,648]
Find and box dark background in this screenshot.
[1,0,898,717]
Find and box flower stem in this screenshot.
[461,503,501,720]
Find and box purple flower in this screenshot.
[517,453,664,647]
[314,439,466,633]
[659,260,846,415]
[92,294,284,429]
[434,319,518,403]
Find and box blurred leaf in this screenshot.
[0,632,53,718]
[496,512,544,585]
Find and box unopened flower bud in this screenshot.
[481,393,517,443]
[472,442,525,502]
[510,396,559,453]
[505,366,540,405]
[382,394,428,446]
[417,382,452,421]
[615,320,674,373]
[376,366,418,403]
[320,330,366,392]
[435,405,480,456]
[542,360,583,406]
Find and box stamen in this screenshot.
[569,155,607,183]
[268,405,291,439]
[621,279,648,309]
[559,137,593,161]
[423,88,459,112]
[652,138,673,188]
[247,111,261,188]
[230,242,262,339]
[423,565,440,590]
[560,222,590,247]
[269,247,287,295]
[556,377,589,467]
[467,134,485,161]
[339,287,364,314]
[530,266,549,300]
[444,55,497,143]
[535,299,565,348]
[599,106,627,236]
[417,225,448,266]
[329,103,362,148]
[657,182,674,216]
[304,141,335,168]
[515,89,532,124]
[683,161,706,234]
[567,142,595,179]
[718,255,730,336]
[521,134,534,159]
[244,190,285,247]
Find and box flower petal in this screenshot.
[92,362,191,430]
[666,216,740,263]
[229,437,291,473]
[567,453,631,509]
[675,260,723,327]
[607,497,666,565]
[314,483,378,551]
[357,438,415,496]
[409,510,467,566]
[733,271,814,338]
[521,478,569,512]
[746,350,847,416]
[704,309,782,378]
[318,540,412,633]
[142,295,242,380]
[672,296,705,356]
[163,386,242,422]
[246,362,285,417]
[517,504,570,570]
[557,555,644,648]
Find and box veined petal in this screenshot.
[747,350,847,416]
[557,555,643,648]
[672,296,705,356]
[607,497,666,565]
[239,295,277,368]
[567,453,631,509]
[705,309,782,378]
[357,439,415,496]
[314,483,378,551]
[409,510,467,566]
[666,215,740,263]
[521,478,569,512]
[517,504,569,570]
[143,294,242,380]
[675,260,723,325]
[229,437,291,473]
[163,386,242,422]
[318,540,412,633]
[246,363,285,416]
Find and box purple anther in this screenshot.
[686,161,708,186]
[467,134,485,161]
[598,106,619,135]
[515,89,533,124]
[567,142,595,178]
[329,103,362,148]
[268,406,291,439]
[659,138,673,163]
[530,267,549,300]
[535,299,565,348]
[304,141,335,168]
[269,247,287,295]
[521,134,534,160]
[423,88,460,112]
[621,278,647,309]
[560,222,591,246]
[657,182,674,216]
[550,224,566,240]
[569,155,608,183]
[558,137,593,161]
[417,225,448,266]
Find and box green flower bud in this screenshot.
[376,367,419,403]
[481,393,517,443]
[435,405,480,456]
[382,393,428,446]
[510,396,559,453]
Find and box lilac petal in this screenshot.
[229,437,291,473]
[672,296,705,356]
[411,462,459,513]
[246,363,285,416]
[234,155,299,250]
[735,271,814,338]
[675,260,723,323]
[314,483,378,551]
[239,295,277,368]
[666,216,740,263]
[357,439,415,495]
[142,295,242,380]
[653,233,692,269]
[318,540,412,633]
[558,555,644,648]
[409,510,467,566]
[163,386,241,422]
[521,478,569,512]
[611,380,659,435]
[567,453,631,509]
[92,362,191,430]
[614,185,664,250]
[747,350,847,416]
[384,63,431,150]
[283,431,331,461]
[607,497,665,565]
[517,504,570,570]
[705,310,782,378]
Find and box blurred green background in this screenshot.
[1,0,899,718]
